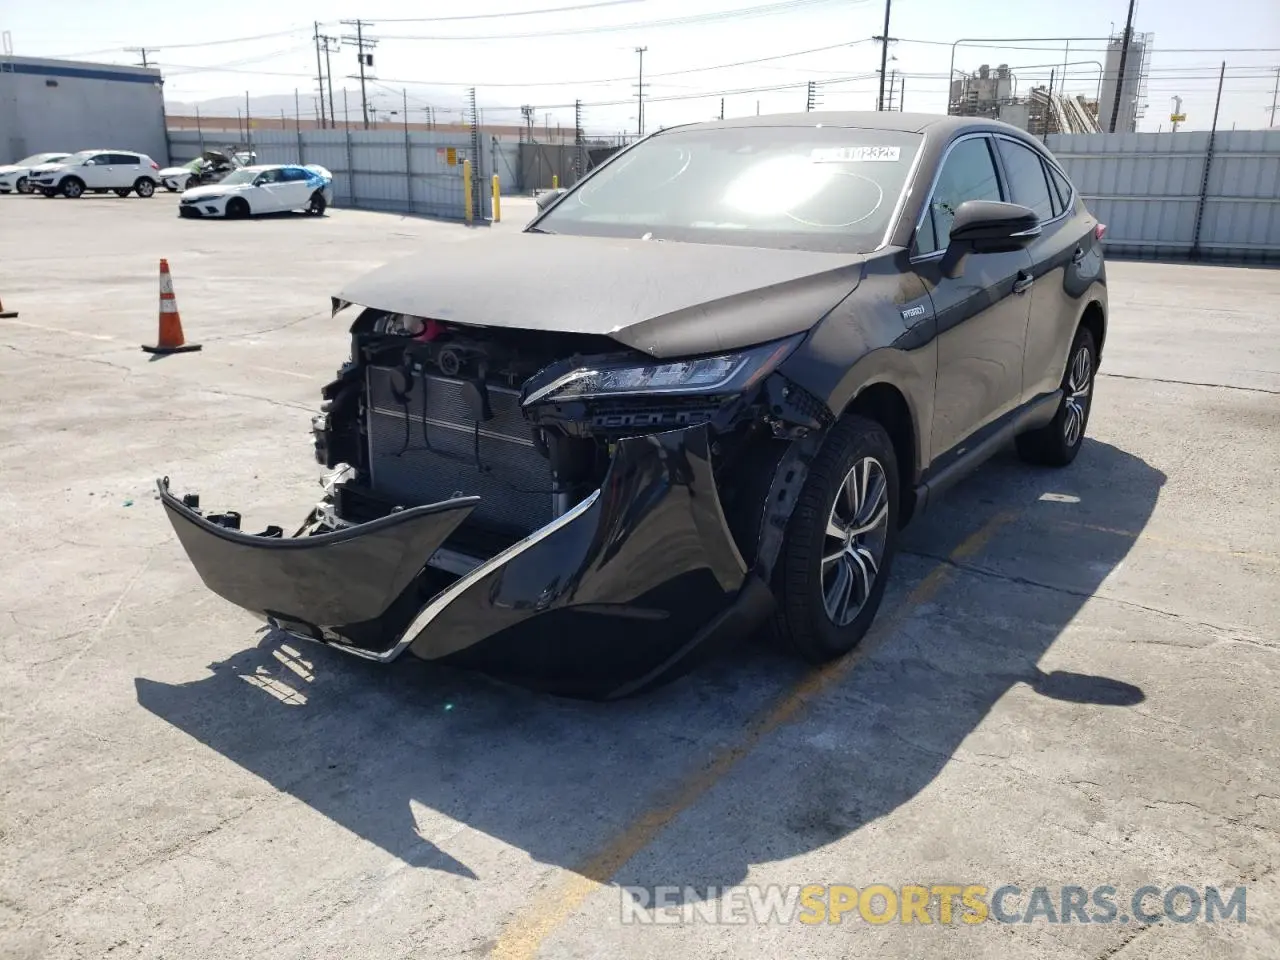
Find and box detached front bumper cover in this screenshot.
[159,424,767,698]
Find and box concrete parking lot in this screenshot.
[1,193,1277,960]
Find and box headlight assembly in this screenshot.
[523,334,801,405]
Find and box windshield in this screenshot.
[219,169,259,186]
[536,126,922,252]
[18,153,65,166]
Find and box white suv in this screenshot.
[29,150,162,199]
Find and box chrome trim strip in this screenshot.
[371,406,535,447]
[317,487,603,663]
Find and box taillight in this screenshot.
[1094,223,1107,241]
[150,161,160,170]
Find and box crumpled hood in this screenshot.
[182,183,246,201]
[335,232,864,358]
[159,166,193,177]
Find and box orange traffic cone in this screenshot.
[0,296,15,319]
[142,259,201,355]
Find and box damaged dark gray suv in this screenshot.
[160,112,1107,698]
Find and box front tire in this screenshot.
[114,188,132,198]
[1016,327,1097,467]
[306,191,327,216]
[41,188,57,198]
[61,177,84,199]
[134,178,156,198]
[16,176,31,194]
[775,414,900,662]
[225,197,249,219]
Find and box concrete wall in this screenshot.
[1047,129,1280,261]
[0,57,168,165]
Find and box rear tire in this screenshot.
[134,178,156,198]
[16,176,30,194]
[41,188,57,198]
[113,188,132,198]
[1016,327,1097,467]
[61,177,84,199]
[774,414,900,662]
[163,183,179,192]
[226,197,249,219]
[306,191,327,216]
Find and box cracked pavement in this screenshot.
[0,196,1277,959]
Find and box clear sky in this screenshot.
[5,0,1279,134]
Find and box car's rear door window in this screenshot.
[916,136,1003,255]
[996,138,1055,222]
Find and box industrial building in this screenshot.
[0,56,168,165]
[1097,33,1151,133]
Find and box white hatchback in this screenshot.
[28,150,162,198]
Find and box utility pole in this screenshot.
[320,34,340,130]
[1171,95,1183,133]
[898,76,905,111]
[312,24,327,129]
[1108,0,1137,133]
[806,80,817,112]
[634,46,648,137]
[341,19,376,129]
[886,70,897,110]
[719,97,725,120]
[875,0,893,110]
[125,47,154,68]
[1270,67,1279,127]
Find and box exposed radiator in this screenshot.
[366,365,554,535]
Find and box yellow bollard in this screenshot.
[462,159,473,223]
[552,174,559,189]
[491,173,501,222]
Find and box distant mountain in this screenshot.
[166,88,474,124]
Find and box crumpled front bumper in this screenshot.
[160,424,770,698]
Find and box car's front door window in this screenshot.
[916,137,1003,256]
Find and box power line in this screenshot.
[124,47,155,69]
[378,0,858,41]
[369,0,646,22]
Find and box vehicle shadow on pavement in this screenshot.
[135,438,1163,892]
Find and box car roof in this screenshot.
[665,111,1028,138]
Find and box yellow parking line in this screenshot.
[491,510,1017,960]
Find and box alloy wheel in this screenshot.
[1064,346,1093,447]
[821,456,891,627]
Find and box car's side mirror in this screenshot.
[941,200,1040,278]
[535,187,567,210]
[253,177,268,187]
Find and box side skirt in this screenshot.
[913,390,1062,513]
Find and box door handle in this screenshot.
[1012,271,1034,294]
[1071,247,1086,264]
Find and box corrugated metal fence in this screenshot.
[167,127,492,221]
[1046,130,1280,261]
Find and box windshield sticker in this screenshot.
[810,146,901,163]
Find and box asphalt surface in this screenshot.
[1,192,1277,960]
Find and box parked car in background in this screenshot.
[159,112,1107,699]
[159,147,256,192]
[30,150,161,198]
[0,153,72,194]
[178,164,332,218]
